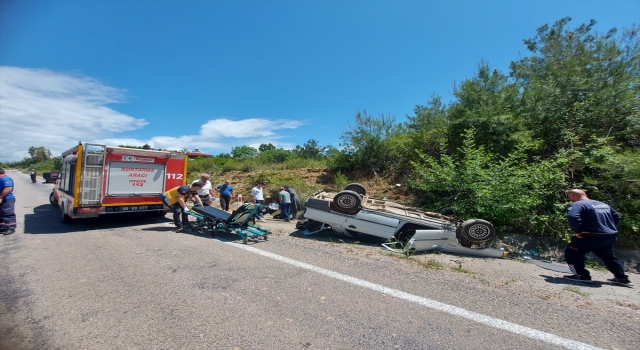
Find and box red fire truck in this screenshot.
[49,142,188,223]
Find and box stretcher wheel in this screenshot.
[195,227,207,235]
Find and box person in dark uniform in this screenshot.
[0,168,17,235]
[30,169,37,183]
[563,189,632,286]
[160,181,204,232]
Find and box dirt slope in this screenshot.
[206,168,411,204]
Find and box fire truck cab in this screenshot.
[50,142,188,223]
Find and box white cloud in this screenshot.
[97,117,303,153]
[0,66,304,161]
[0,66,146,161]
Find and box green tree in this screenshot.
[261,148,294,163]
[231,145,258,159]
[406,95,450,159]
[339,111,407,177]
[510,17,640,153]
[259,143,276,152]
[293,139,326,160]
[447,62,525,157]
[410,129,567,237]
[28,146,52,163]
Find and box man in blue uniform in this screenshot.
[0,168,17,235]
[563,189,632,286]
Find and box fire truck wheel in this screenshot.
[61,203,72,224]
[49,192,58,206]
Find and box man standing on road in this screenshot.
[30,169,37,183]
[161,181,204,232]
[216,180,234,212]
[0,168,17,235]
[279,186,291,222]
[563,189,633,287]
[193,173,215,206]
[251,181,266,222]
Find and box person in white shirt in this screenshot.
[251,181,266,222]
[192,173,215,206]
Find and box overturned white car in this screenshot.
[302,184,507,258]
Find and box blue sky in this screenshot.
[0,0,638,161]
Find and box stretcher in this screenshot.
[187,203,272,244]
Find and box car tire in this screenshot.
[49,192,58,206]
[332,190,362,214]
[457,219,495,243]
[344,183,367,196]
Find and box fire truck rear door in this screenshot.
[80,144,106,206]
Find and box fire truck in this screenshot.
[49,142,188,223]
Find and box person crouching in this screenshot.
[161,181,204,232]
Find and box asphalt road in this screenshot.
[1,170,637,350]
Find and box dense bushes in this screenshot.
[410,130,568,239]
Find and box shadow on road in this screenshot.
[540,275,604,288]
[23,204,172,234]
[138,226,269,246]
[289,228,388,246]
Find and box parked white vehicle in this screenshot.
[302,184,507,258]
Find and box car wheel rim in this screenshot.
[468,224,490,239]
[337,195,356,208]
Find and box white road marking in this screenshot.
[227,241,602,350]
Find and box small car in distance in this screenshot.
[43,170,60,183]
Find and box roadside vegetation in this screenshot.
[2,18,638,246]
